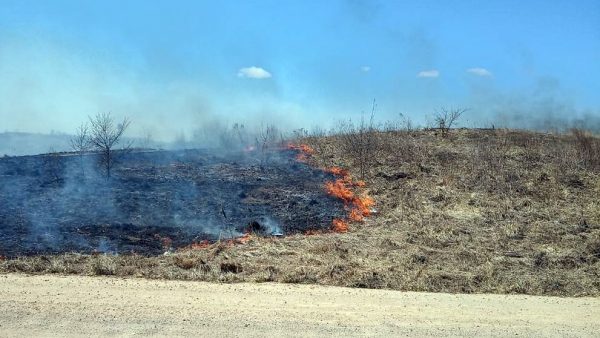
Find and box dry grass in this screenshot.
[1,129,599,296]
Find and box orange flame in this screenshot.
[324,164,375,231]
[349,208,363,222]
[287,143,315,162]
[324,179,354,202]
[326,166,349,177]
[353,194,375,217]
[235,232,252,244]
[187,233,253,250]
[288,143,314,154]
[154,234,173,249]
[287,144,375,235]
[189,240,211,250]
[332,218,349,233]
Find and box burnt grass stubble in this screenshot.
[1,129,600,297]
[0,148,344,256]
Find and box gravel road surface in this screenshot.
[0,274,598,337]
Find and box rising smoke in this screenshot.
[466,75,600,132]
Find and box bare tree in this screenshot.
[433,107,466,137]
[255,123,279,166]
[232,123,248,148]
[338,99,379,179]
[88,113,131,179]
[70,123,92,177]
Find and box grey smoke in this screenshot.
[466,76,600,132]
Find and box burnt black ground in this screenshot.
[0,148,344,256]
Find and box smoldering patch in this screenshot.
[0,147,345,256]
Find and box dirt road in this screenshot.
[0,274,598,337]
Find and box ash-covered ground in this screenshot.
[0,148,344,256]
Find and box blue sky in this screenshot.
[0,0,598,139]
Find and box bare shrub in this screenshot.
[190,121,251,150]
[256,124,280,150]
[217,123,248,149]
[336,100,379,179]
[174,256,200,270]
[433,107,466,137]
[89,255,117,275]
[571,128,600,171]
[309,125,327,138]
[292,127,309,141]
[89,112,131,179]
[70,123,92,177]
[383,113,414,133]
[232,123,249,147]
[255,124,281,165]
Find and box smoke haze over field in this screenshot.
[1,0,599,149]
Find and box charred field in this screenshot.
[0,147,345,256]
[1,128,600,297]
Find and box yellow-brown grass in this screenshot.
[2,129,599,296]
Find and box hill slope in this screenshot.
[1,129,599,296]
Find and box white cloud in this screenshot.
[237,66,272,79]
[361,66,371,72]
[467,67,493,77]
[417,69,439,78]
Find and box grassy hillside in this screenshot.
[2,128,599,296]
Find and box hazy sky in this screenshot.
[0,0,598,139]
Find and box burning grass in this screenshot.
[1,129,599,297]
[324,171,375,226]
[292,145,376,232]
[0,148,345,256]
[287,143,315,162]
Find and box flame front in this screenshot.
[287,143,315,162]
[332,218,349,233]
[188,143,374,250]
[190,240,211,250]
[324,166,375,232]
[287,144,375,233]
[188,233,253,250]
[325,180,354,202]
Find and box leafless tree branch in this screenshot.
[88,112,131,179]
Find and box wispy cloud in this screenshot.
[467,67,492,77]
[237,66,272,79]
[417,69,439,78]
[361,66,371,72]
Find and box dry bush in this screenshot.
[432,107,466,137]
[255,124,283,165]
[70,123,93,178]
[571,128,600,171]
[191,121,250,149]
[174,256,201,270]
[334,101,379,179]
[89,255,117,275]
